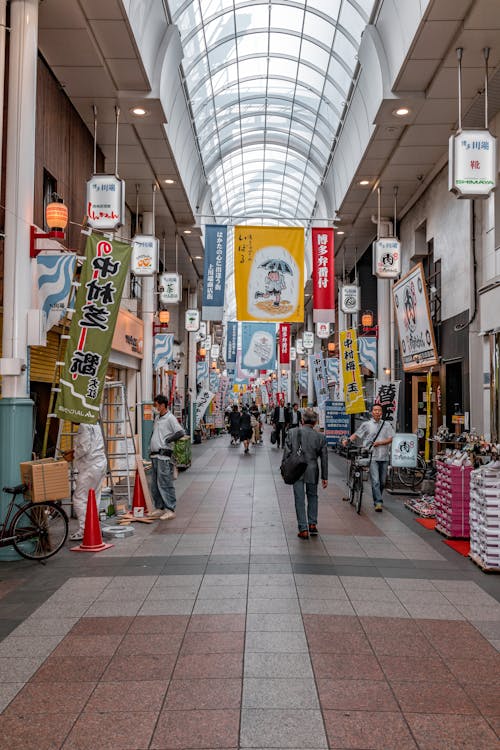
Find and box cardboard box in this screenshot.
[20,459,70,502]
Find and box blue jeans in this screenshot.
[369,460,388,505]
[151,458,176,511]
[293,480,318,532]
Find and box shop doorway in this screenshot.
[411,373,440,452]
[445,360,463,430]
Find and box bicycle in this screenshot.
[396,454,436,491]
[0,484,69,562]
[342,446,372,514]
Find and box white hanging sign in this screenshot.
[296,338,304,354]
[449,129,497,199]
[131,235,159,276]
[159,272,182,304]
[211,344,220,359]
[290,346,296,361]
[340,285,360,313]
[316,322,330,339]
[303,331,314,349]
[373,238,401,279]
[185,309,200,332]
[196,321,207,342]
[86,174,125,230]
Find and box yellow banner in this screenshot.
[234,226,304,321]
[340,329,366,414]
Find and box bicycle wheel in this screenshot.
[354,474,363,514]
[397,455,426,489]
[11,502,68,561]
[348,466,357,505]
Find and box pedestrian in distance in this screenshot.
[272,397,290,448]
[284,408,328,539]
[149,394,185,520]
[228,404,241,445]
[239,405,253,454]
[288,402,302,429]
[344,403,394,511]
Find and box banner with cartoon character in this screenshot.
[234,226,304,321]
[393,262,438,371]
[241,322,277,371]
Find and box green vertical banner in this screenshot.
[55,234,131,424]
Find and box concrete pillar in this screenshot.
[0,0,38,527]
[140,212,156,456]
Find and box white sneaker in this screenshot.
[148,509,163,518]
[69,530,83,541]
[160,510,176,520]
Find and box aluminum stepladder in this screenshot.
[99,381,137,512]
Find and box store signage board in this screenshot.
[159,272,182,304]
[391,433,418,468]
[303,331,314,349]
[340,285,360,313]
[393,262,438,371]
[290,346,296,361]
[211,344,220,359]
[324,400,350,446]
[296,338,304,354]
[131,235,159,276]
[449,129,497,199]
[316,322,330,339]
[373,238,401,279]
[86,174,125,231]
[185,309,200,332]
[196,321,207,342]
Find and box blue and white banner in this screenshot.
[226,321,238,365]
[209,371,219,391]
[357,336,377,374]
[309,352,329,410]
[153,333,174,371]
[297,369,308,395]
[241,322,276,370]
[36,252,76,331]
[197,360,209,387]
[325,357,341,401]
[202,225,227,321]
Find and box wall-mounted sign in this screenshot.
[111,308,144,359]
[340,285,360,314]
[159,272,182,304]
[210,344,220,359]
[290,346,296,361]
[303,331,314,349]
[373,238,401,279]
[393,262,438,371]
[131,235,159,276]
[449,129,497,199]
[296,338,304,354]
[316,322,330,339]
[86,174,125,231]
[185,309,200,332]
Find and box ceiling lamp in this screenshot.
[393,107,410,117]
[359,179,370,186]
[131,107,147,116]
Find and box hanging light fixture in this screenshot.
[30,194,69,257]
[211,361,217,369]
[327,342,336,353]
[361,311,374,328]
[199,346,206,357]
[300,359,306,368]
[159,310,170,325]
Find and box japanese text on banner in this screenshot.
[340,329,366,415]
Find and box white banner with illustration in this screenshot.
[393,263,438,371]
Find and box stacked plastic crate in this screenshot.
[469,464,500,570]
[434,460,472,538]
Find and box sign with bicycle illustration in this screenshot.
[391,433,418,468]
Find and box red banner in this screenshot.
[312,228,335,323]
[279,323,291,365]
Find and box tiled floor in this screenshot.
[0,436,499,749]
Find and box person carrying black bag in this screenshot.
[283,408,328,539]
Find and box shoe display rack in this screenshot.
[434,461,472,539]
[469,463,500,571]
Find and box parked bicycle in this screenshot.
[395,454,436,491]
[0,484,69,562]
[342,446,372,514]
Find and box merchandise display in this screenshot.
[469,462,500,571]
[434,458,473,539]
[404,494,436,518]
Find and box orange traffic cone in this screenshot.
[132,470,147,514]
[71,488,113,552]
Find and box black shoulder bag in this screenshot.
[280,429,308,485]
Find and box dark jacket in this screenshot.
[284,425,328,484]
[229,411,241,434]
[239,410,252,438]
[272,405,290,425]
[288,408,302,427]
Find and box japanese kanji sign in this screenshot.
[55,234,131,423]
[374,380,400,425]
[449,129,497,199]
[309,352,329,410]
[202,225,227,320]
[279,323,290,366]
[340,329,366,415]
[226,321,238,366]
[312,228,334,322]
[86,175,125,231]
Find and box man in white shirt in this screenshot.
[150,394,185,520]
[345,404,394,512]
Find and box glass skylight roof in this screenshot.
[168,0,376,317]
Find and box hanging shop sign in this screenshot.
[374,380,400,426]
[393,262,438,372]
[185,309,200,332]
[325,357,341,402]
[241,322,277,370]
[340,284,360,314]
[316,322,330,339]
[234,225,304,322]
[36,252,76,332]
[373,238,401,279]
[159,272,182,304]
[196,360,209,387]
[391,434,418,468]
[226,321,238,366]
[357,336,377,375]
[296,338,304,354]
[279,323,290,366]
[210,344,220,359]
[312,228,335,322]
[309,352,329,410]
[55,235,131,423]
[339,328,366,414]
[86,174,125,231]
[153,333,174,371]
[131,234,159,276]
[196,321,207,342]
[290,346,296,362]
[449,129,497,199]
[303,331,314,350]
[202,225,227,320]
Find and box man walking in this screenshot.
[150,394,185,520]
[272,397,289,448]
[284,408,328,539]
[345,404,394,511]
[288,403,302,429]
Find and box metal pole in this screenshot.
[140,211,156,456]
[457,48,463,131]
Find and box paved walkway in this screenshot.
[0,437,499,749]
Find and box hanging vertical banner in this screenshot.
[153,333,174,371]
[309,352,329,410]
[298,369,308,396]
[202,224,227,321]
[279,323,290,366]
[241,322,277,370]
[357,336,377,374]
[55,235,131,423]
[196,360,209,388]
[226,321,238,366]
[312,228,335,322]
[374,380,400,426]
[340,329,366,415]
[325,357,341,401]
[36,252,76,332]
[195,389,215,427]
[393,262,438,371]
[234,226,304,321]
